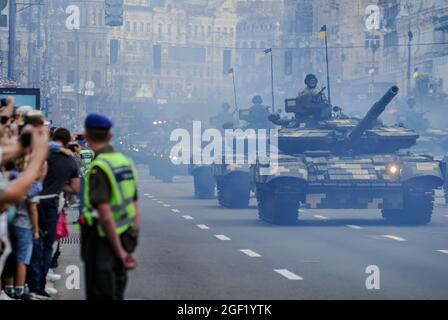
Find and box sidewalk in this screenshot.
[52,207,84,300]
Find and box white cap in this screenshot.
[16,105,34,116]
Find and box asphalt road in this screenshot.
[119,169,448,300]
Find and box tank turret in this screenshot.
[277,86,418,155]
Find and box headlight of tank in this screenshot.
[387,163,401,177]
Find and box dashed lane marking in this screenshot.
[163,204,171,207]
[346,225,364,230]
[274,269,303,281]
[240,249,261,258]
[157,201,164,204]
[182,215,194,220]
[437,250,448,255]
[171,209,180,213]
[313,215,328,220]
[197,224,210,230]
[214,235,231,241]
[382,235,407,242]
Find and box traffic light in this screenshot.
[110,39,119,65]
[284,50,293,75]
[105,0,123,27]
[153,44,161,74]
[0,0,7,27]
[223,50,231,75]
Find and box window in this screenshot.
[158,23,163,36]
[168,24,172,35]
[91,41,96,57]
[140,22,144,33]
[146,23,151,33]
[98,10,103,26]
[201,25,205,36]
[67,41,76,56]
[194,25,198,37]
[93,70,101,87]
[126,21,130,32]
[133,22,137,33]
[92,8,96,26]
[67,70,75,85]
[207,26,212,35]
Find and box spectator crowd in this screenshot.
[0,96,89,300]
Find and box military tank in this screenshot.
[211,107,271,208]
[189,162,216,199]
[252,86,445,225]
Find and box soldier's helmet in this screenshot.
[221,102,231,111]
[304,73,318,85]
[252,95,263,105]
[407,97,416,109]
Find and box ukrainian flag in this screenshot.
[264,48,273,56]
[318,25,327,39]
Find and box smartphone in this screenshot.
[20,132,33,148]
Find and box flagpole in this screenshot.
[270,52,275,113]
[229,68,238,114]
[324,27,332,105]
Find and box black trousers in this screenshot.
[82,226,137,300]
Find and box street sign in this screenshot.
[0,0,7,27]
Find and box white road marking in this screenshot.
[157,201,164,204]
[382,235,407,242]
[163,204,171,207]
[313,215,328,220]
[346,225,364,230]
[240,249,261,258]
[182,215,194,220]
[151,198,158,201]
[214,234,231,241]
[274,269,303,280]
[171,209,180,213]
[437,250,448,255]
[197,224,210,230]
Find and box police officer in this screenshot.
[80,114,141,300]
[76,135,94,218]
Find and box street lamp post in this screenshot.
[7,0,16,80]
[264,48,275,113]
[228,68,238,114]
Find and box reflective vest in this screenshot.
[79,149,94,176]
[83,152,138,237]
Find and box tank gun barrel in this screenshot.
[347,86,399,145]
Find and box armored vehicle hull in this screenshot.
[189,164,216,199]
[212,162,251,208]
[253,154,443,224]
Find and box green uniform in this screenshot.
[296,86,331,120]
[81,145,139,300]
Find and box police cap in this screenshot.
[85,113,113,130]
